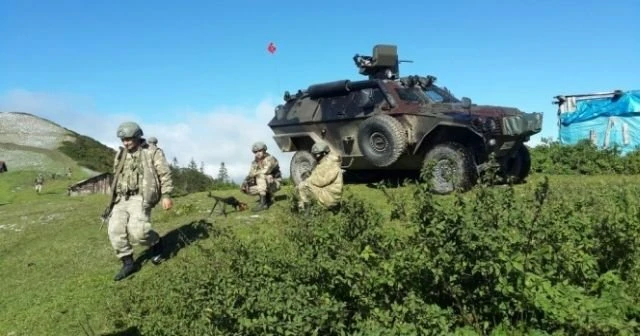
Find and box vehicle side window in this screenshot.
[320,94,354,120]
[356,89,385,112]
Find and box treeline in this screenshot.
[169,157,239,197]
[58,134,117,173]
[530,138,640,175]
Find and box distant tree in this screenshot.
[217,162,230,184]
[172,157,179,168]
[188,158,198,170]
[200,161,205,174]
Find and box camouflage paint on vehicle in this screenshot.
[267,44,543,193]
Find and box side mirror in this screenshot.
[462,97,472,109]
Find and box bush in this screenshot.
[106,162,640,335]
[529,139,640,175]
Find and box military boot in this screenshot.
[114,254,138,281]
[150,238,165,265]
[252,195,269,212]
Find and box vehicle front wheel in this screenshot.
[422,142,478,194]
[503,144,531,183]
[290,150,317,186]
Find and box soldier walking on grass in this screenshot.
[34,173,44,194]
[106,121,174,281]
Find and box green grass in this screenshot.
[1,172,640,335]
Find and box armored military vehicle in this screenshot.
[267,44,543,194]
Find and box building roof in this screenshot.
[69,172,112,188]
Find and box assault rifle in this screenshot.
[207,191,248,217]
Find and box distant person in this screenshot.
[146,136,165,156]
[34,173,44,194]
[105,121,174,281]
[295,140,343,212]
[240,141,281,211]
[66,167,72,179]
[147,136,158,149]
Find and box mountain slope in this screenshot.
[0,111,116,176]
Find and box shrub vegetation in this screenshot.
[105,142,640,335]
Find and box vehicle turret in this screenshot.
[353,44,413,80]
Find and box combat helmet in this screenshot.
[148,136,158,144]
[117,121,143,139]
[252,141,267,152]
[311,141,330,154]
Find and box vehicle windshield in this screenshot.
[423,85,460,103]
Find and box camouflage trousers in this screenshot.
[247,175,281,196]
[296,180,340,209]
[107,194,160,259]
[34,183,42,193]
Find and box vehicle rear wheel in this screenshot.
[422,142,477,194]
[503,144,531,183]
[290,150,317,186]
[357,114,407,167]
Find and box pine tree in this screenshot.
[199,161,205,174]
[217,162,230,184]
[172,157,179,168]
[188,158,198,170]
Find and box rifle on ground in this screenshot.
[100,148,127,230]
[207,191,248,217]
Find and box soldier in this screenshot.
[295,140,343,211]
[241,141,282,212]
[107,121,174,281]
[34,173,44,194]
[147,136,158,150]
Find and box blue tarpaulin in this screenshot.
[559,90,640,154]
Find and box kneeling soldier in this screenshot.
[296,141,343,211]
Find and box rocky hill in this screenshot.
[0,111,116,176]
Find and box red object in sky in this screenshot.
[267,42,277,54]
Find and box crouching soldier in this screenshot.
[296,141,343,211]
[241,141,282,212]
[107,121,174,281]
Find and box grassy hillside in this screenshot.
[3,138,640,335]
[0,111,116,177]
[2,166,640,335]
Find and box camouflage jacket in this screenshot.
[306,152,343,195]
[248,153,281,179]
[113,143,173,208]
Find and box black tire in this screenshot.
[504,144,531,183]
[422,142,478,194]
[357,114,407,167]
[290,150,317,186]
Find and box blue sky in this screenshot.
[1,0,639,179]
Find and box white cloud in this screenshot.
[0,89,293,182]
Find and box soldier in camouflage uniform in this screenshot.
[34,173,44,194]
[107,122,174,281]
[241,141,282,212]
[147,136,159,150]
[295,140,343,211]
